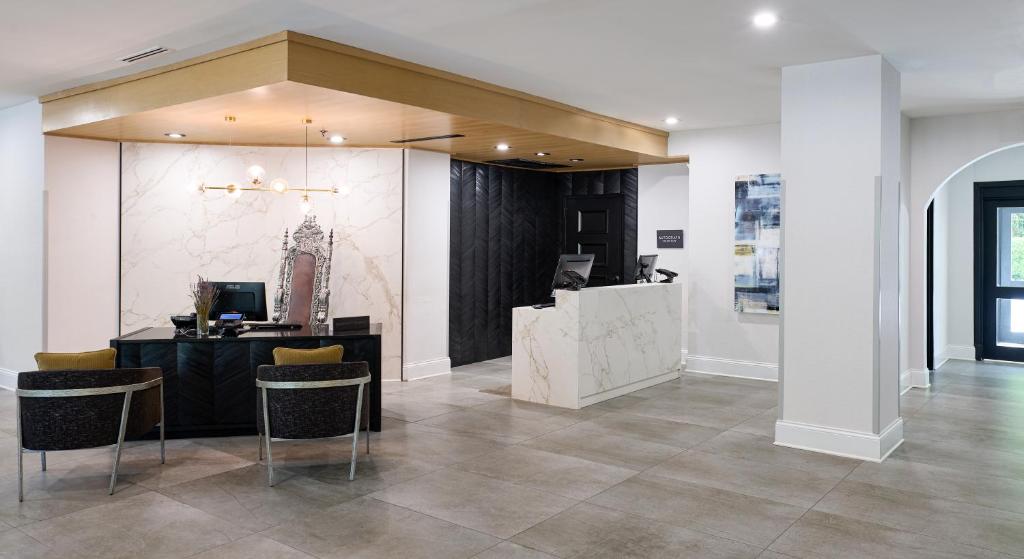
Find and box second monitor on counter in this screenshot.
[634,254,659,283]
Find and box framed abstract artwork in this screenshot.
[735,174,781,314]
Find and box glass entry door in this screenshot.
[978,186,1024,361]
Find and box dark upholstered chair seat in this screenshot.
[19,368,162,451]
[256,361,371,484]
[256,362,369,440]
[16,367,165,500]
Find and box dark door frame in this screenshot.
[926,200,934,371]
[973,180,1024,361]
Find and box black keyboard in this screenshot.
[247,322,303,330]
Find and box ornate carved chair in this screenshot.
[273,215,334,325]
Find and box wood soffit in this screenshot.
[39,31,688,172]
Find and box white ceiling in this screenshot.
[3,0,1023,130]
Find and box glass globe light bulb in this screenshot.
[227,184,243,199]
[299,196,312,215]
[246,165,266,181]
[270,178,289,193]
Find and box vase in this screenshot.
[196,308,211,337]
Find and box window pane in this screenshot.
[996,298,1024,348]
[996,207,1024,287]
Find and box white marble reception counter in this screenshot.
[512,282,683,409]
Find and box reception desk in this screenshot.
[512,283,682,409]
[111,324,382,438]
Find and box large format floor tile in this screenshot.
[263,496,499,559]
[371,468,577,539]
[769,510,1013,559]
[0,357,1022,557]
[20,491,252,559]
[452,445,636,500]
[588,473,806,548]
[646,449,844,508]
[814,480,1024,557]
[512,502,763,559]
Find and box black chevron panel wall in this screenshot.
[449,160,638,367]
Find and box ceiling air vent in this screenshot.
[486,158,570,170]
[120,46,170,64]
[390,133,465,143]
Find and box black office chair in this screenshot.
[16,367,164,500]
[256,362,371,486]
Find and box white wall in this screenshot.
[402,149,452,380]
[0,101,45,383]
[668,124,781,380]
[637,164,689,354]
[908,108,1024,383]
[44,137,120,352]
[931,144,1024,362]
[899,114,911,390]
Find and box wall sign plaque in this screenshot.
[656,229,684,248]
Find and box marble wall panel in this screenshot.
[120,143,404,379]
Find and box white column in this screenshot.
[402,149,452,380]
[776,55,903,461]
[0,101,45,386]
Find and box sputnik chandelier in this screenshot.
[195,117,339,214]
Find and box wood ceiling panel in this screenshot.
[40,31,687,171]
[49,81,686,171]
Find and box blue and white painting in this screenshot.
[735,174,781,314]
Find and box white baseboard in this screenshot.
[907,368,930,388]
[943,344,975,361]
[774,417,904,462]
[685,354,778,381]
[403,357,451,381]
[900,369,911,395]
[0,368,17,391]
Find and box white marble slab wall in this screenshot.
[120,143,404,379]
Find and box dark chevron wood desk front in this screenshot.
[110,325,382,438]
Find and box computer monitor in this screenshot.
[551,254,595,293]
[634,254,658,283]
[209,281,268,321]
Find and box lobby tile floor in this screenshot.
[0,357,1023,557]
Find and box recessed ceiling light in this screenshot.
[164,132,186,139]
[328,134,345,144]
[495,143,510,151]
[664,116,679,125]
[569,158,584,163]
[753,11,778,28]
[535,152,550,157]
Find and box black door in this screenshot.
[563,195,624,286]
[975,181,1024,362]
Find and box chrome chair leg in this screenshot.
[349,384,364,481]
[159,383,165,465]
[261,387,274,486]
[40,451,46,472]
[16,399,23,502]
[109,390,133,495]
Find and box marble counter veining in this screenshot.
[512,282,682,409]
